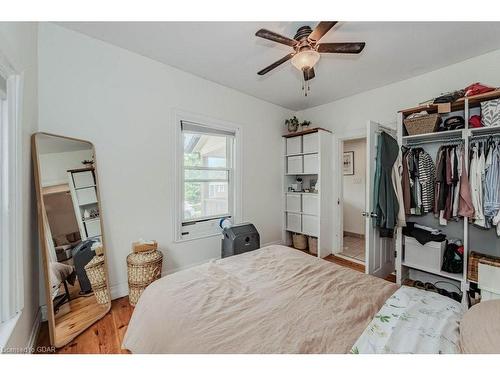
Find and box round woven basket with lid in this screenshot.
[84,255,110,305]
[127,248,163,306]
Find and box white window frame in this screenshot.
[0,56,24,344]
[173,110,242,242]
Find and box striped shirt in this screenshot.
[418,150,436,213]
[484,144,500,220]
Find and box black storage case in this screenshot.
[221,223,260,258]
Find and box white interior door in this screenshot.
[364,121,395,278]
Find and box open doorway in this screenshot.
[339,137,367,263]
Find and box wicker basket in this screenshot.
[308,237,318,255]
[467,251,500,282]
[403,113,440,136]
[292,233,307,250]
[84,255,110,305]
[127,249,163,306]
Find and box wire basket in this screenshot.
[403,113,440,135]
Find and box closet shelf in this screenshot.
[402,261,463,282]
[402,129,463,143]
[399,89,500,116]
[469,126,500,137]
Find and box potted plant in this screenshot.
[285,116,299,133]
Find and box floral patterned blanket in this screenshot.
[351,286,464,354]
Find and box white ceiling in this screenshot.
[58,22,500,110]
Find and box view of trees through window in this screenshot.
[183,133,230,220]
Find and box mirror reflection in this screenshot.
[34,133,110,348]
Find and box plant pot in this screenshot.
[288,123,299,133]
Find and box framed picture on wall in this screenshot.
[343,151,354,175]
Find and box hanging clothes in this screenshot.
[470,144,487,228]
[458,146,475,218]
[417,149,436,213]
[374,132,401,238]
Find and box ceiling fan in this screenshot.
[255,22,365,95]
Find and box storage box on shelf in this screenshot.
[282,128,333,258]
[396,89,500,305]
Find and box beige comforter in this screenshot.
[122,245,398,353]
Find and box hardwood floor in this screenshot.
[37,296,133,354]
[36,251,395,354]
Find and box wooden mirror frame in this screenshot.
[32,132,111,348]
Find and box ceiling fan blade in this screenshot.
[317,42,366,54]
[257,53,295,75]
[303,67,315,81]
[308,21,337,43]
[255,29,297,47]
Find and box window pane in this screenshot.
[184,181,228,220]
[184,169,227,181]
[184,133,227,168]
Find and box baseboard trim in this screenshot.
[27,308,42,351]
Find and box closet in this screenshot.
[282,128,333,258]
[395,90,500,303]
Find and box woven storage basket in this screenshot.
[403,113,440,136]
[84,255,109,305]
[127,249,163,306]
[468,251,500,282]
[308,237,318,255]
[292,233,307,250]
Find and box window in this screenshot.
[0,67,23,331]
[176,117,240,241]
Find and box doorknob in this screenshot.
[362,211,378,218]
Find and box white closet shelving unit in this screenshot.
[395,90,500,302]
[68,167,102,241]
[282,128,333,258]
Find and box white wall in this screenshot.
[0,23,39,349]
[39,149,93,186]
[38,23,293,297]
[342,138,366,236]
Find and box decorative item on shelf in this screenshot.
[403,112,441,136]
[285,116,300,133]
[291,177,302,192]
[300,120,311,132]
[292,233,307,250]
[82,159,94,169]
[308,236,318,255]
[127,240,163,306]
[84,242,109,305]
[467,251,500,283]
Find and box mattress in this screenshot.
[122,245,398,353]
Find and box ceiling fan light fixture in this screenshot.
[291,50,320,71]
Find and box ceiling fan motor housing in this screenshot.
[294,26,313,41]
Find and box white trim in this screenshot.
[0,55,24,325]
[173,109,243,242]
[27,308,42,352]
[0,312,21,349]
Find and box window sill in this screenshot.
[174,232,222,244]
[0,312,21,350]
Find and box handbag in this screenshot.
[464,82,495,97]
[481,98,500,127]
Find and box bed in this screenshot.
[123,245,398,353]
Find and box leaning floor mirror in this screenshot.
[32,133,111,348]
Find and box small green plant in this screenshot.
[300,120,311,128]
[285,116,299,132]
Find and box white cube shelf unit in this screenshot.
[283,128,333,258]
[396,89,500,303]
[68,167,102,241]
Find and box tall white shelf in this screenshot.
[395,90,500,303]
[68,167,102,241]
[282,128,333,258]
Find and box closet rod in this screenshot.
[469,133,500,141]
[404,138,464,146]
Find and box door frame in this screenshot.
[332,128,366,256]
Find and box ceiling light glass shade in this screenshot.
[291,50,320,71]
